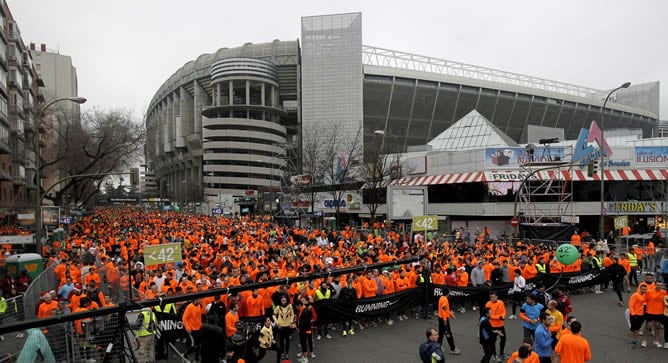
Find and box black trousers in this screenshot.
[437,317,456,351]
[481,339,496,363]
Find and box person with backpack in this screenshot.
[479,307,503,363]
[418,328,445,363]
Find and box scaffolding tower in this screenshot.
[517,147,575,225]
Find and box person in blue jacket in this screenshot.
[534,312,555,363]
[419,328,445,363]
[520,293,545,338]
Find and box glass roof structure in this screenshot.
[427,110,518,151]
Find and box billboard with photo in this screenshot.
[387,186,426,220]
[484,147,565,169]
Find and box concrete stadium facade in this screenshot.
[145,13,658,213]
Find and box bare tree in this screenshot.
[320,124,364,229]
[360,134,404,222]
[300,125,329,213]
[41,108,145,208]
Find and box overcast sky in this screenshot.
[10,0,667,119]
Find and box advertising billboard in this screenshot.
[484,147,565,169]
[635,146,668,166]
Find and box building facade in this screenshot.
[145,12,659,217]
[145,41,299,213]
[0,0,44,213]
[29,43,80,201]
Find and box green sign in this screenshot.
[143,242,182,266]
[412,215,438,231]
[614,216,628,230]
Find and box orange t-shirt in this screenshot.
[644,289,666,315]
[506,351,539,363]
[628,292,645,316]
[485,300,506,328]
[554,333,591,363]
[437,295,454,320]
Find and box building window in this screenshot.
[264,85,273,107]
[233,80,246,105]
[220,81,230,105]
[249,81,262,105]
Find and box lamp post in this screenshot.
[35,97,87,250]
[599,82,631,240]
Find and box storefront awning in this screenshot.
[392,172,485,186]
[392,169,668,186]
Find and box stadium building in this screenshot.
[145,12,660,231]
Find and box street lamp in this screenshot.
[35,97,87,249]
[599,82,631,239]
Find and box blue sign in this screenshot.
[635,146,668,166]
[162,205,172,211]
[212,208,223,215]
[59,217,73,225]
[313,210,323,217]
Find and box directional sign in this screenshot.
[143,242,182,266]
[59,217,73,225]
[412,215,438,231]
[212,208,223,215]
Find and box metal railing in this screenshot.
[362,45,606,100]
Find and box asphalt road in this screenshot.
[2,289,666,362]
[289,289,667,363]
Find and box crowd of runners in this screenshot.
[1,208,667,362]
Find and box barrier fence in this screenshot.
[1,255,620,363]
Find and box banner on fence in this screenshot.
[151,269,610,346]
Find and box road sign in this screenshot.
[510,216,519,227]
[59,217,73,225]
[212,208,223,215]
[412,215,438,231]
[143,242,182,266]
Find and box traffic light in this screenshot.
[130,168,140,186]
[587,160,599,177]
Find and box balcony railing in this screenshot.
[12,175,25,185]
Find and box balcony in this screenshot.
[23,99,32,111]
[0,137,9,154]
[24,117,34,132]
[0,168,11,182]
[9,104,23,115]
[12,175,25,185]
[25,149,35,169]
[10,118,24,140]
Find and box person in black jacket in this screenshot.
[608,257,627,306]
[295,300,314,362]
[479,307,502,363]
[338,279,357,336]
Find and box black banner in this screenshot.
[314,288,424,323]
[431,269,609,302]
[151,269,610,346]
[154,311,189,342]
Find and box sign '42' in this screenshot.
[412,215,439,231]
[143,242,183,266]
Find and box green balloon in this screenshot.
[556,243,579,266]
